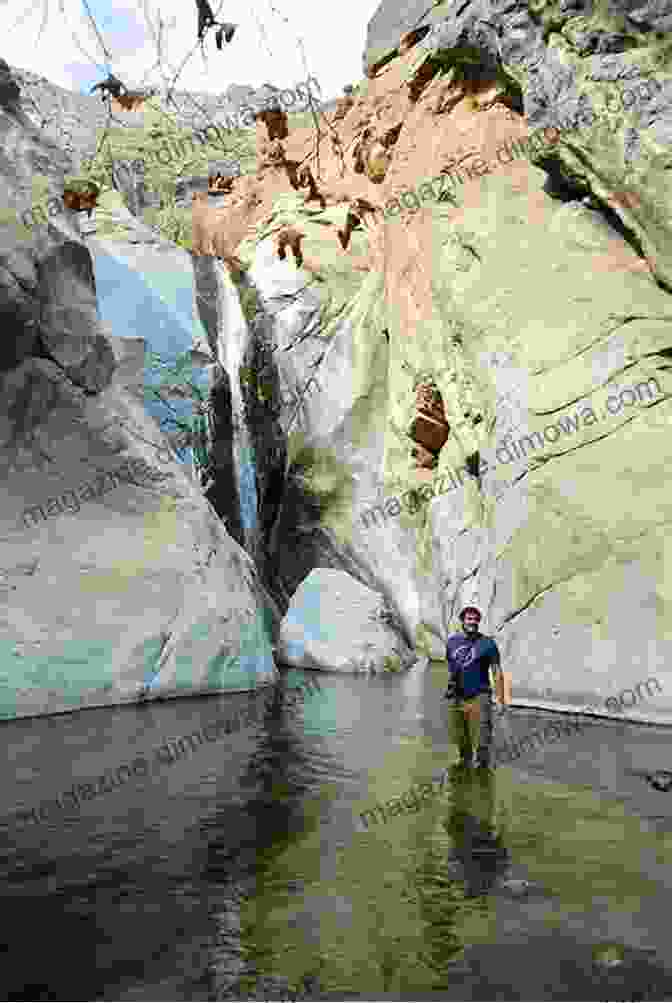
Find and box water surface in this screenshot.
[2,662,672,1000]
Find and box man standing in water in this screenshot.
[444,606,505,769]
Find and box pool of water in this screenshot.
[2,661,672,1000]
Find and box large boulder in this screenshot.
[36,239,116,389]
[276,569,415,673]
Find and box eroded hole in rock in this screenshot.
[382,122,403,149]
[408,57,441,103]
[338,198,377,250]
[366,50,398,79]
[409,380,450,470]
[399,25,431,55]
[208,172,234,193]
[296,165,326,209]
[540,158,590,203]
[351,125,402,184]
[110,91,148,113]
[275,226,305,268]
[255,106,289,142]
[352,129,372,174]
[465,451,480,478]
[505,89,525,116]
[258,140,323,208]
[332,86,356,123]
[62,181,100,215]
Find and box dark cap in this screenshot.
[459,605,482,621]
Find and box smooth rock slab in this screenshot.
[276,568,414,674]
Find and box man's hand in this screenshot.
[443,679,457,700]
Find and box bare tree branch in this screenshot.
[58,0,110,75]
[35,0,50,47]
[7,0,39,34]
[80,0,114,65]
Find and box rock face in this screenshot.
[276,569,414,673]
[363,0,444,78]
[171,4,672,712]
[255,107,289,142]
[363,0,672,287]
[5,0,672,714]
[175,175,209,208]
[190,236,287,583]
[0,64,277,722]
[111,159,148,217]
[211,159,242,176]
[332,91,355,124]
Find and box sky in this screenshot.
[0,0,381,102]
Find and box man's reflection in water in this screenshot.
[443,769,510,897]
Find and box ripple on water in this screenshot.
[1,671,672,998]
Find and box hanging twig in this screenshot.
[80,0,114,65]
[34,0,51,47]
[58,0,110,76]
[7,0,45,35]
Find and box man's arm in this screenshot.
[490,645,511,707]
[443,640,457,699]
[492,662,505,706]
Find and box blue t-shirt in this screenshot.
[446,632,500,700]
